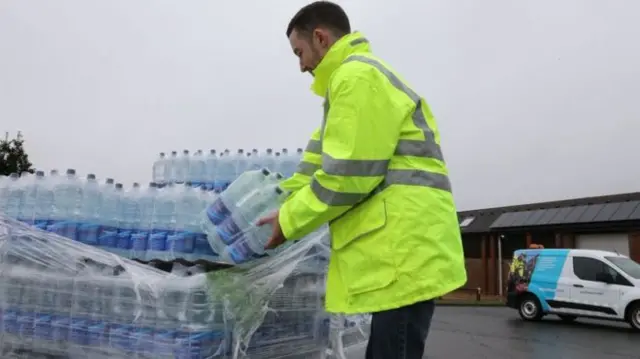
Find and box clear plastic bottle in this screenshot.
[34,170,54,229]
[189,149,206,187]
[215,150,235,191]
[234,149,248,179]
[167,151,179,184]
[263,148,276,173]
[205,149,218,190]
[52,169,83,240]
[78,173,102,245]
[148,183,177,260]
[20,171,43,224]
[153,152,168,184]
[98,180,122,251]
[175,149,190,184]
[132,182,158,261]
[4,173,23,220]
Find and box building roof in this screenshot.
[458,192,640,233]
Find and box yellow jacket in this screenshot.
[279,32,466,314]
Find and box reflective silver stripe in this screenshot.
[349,37,369,46]
[311,179,366,206]
[322,154,388,177]
[305,139,322,154]
[381,169,451,193]
[296,161,320,176]
[342,55,445,162]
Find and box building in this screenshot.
[458,192,640,296]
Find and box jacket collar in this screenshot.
[311,32,371,97]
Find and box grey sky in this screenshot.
[1,0,639,211]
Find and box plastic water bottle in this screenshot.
[118,183,141,257]
[133,182,158,260]
[148,183,177,260]
[215,150,235,191]
[263,148,276,172]
[167,151,179,183]
[205,149,218,189]
[280,148,298,178]
[78,173,102,245]
[175,149,190,183]
[98,180,122,252]
[4,173,23,220]
[153,152,168,184]
[51,169,83,240]
[203,169,272,253]
[170,184,200,260]
[221,185,290,264]
[189,149,206,187]
[234,149,248,178]
[20,171,43,224]
[34,171,55,229]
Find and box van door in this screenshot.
[569,256,628,319]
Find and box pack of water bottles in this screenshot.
[0,215,370,359]
[152,148,303,190]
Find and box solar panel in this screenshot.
[490,212,516,228]
[593,202,621,222]
[609,201,640,221]
[523,209,546,226]
[576,204,605,223]
[563,205,589,223]
[547,207,575,224]
[628,204,640,221]
[508,211,534,227]
[536,208,560,225]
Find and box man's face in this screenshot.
[289,28,330,75]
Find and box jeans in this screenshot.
[365,300,435,359]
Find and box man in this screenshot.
[257,2,467,358]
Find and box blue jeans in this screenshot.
[365,300,435,359]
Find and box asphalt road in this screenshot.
[345,307,639,359]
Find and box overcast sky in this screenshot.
[1,0,639,211]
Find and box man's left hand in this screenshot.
[256,210,287,249]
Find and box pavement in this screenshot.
[345,307,639,359]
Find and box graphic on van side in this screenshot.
[508,249,570,310]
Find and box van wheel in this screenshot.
[519,294,543,321]
[558,315,577,322]
[627,303,640,331]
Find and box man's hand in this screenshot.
[256,210,287,250]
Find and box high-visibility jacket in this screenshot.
[279,31,467,314]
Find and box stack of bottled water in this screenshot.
[202,169,290,265]
[0,170,219,263]
[152,147,303,190]
[0,214,369,359]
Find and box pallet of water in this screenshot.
[0,215,369,358]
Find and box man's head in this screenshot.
[286,1,351,74]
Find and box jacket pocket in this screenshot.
[330,199,396,295]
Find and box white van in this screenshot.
[505,248,640,330]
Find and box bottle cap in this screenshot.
[185,181,193,186]
[36,171,45,177]
[210,149,216,154]
[50,170,59,176]
[297,148,303,153]
[275,173,283,179]
[172,151,177,155]
[183,149,189,154]
[282,148,288,153]
[66,169,76,175]
[238,149,244,153]
[87,174,96,180]
[275,187,283,194]
[267,148,273,153]
[261,168,271,176]
[160,152,165,156]
[133,182,140,188]
[149,182,157,188]
[115,183,123,189]
[106,178,115,184]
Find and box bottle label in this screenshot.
[206,199,231,225]
[227,240,257,264]
[216,217,244,245]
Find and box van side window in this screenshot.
[572,257,633,286]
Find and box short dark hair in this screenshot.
[286,1,351,38]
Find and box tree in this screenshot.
[0,132,34,176]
